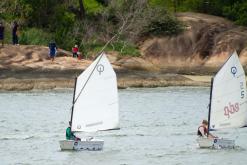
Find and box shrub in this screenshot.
[19,28,52,45]
[84,41,140,57]
[223,2,247,26]
[142,11,184,36]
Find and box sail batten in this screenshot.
[209,51,247,130]
[71,53,119,132]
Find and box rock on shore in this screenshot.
[140,12,247,74]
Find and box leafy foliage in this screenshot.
[6,0,247,56]
[150,0,247,26]
[141,8,184,36]
[19,28,52,45]
[222,1,247,26]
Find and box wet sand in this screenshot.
[0,73,212,91]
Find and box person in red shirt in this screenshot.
[72,44,79,58]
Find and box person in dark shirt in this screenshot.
[0,22,4,46]
[197,119,217,139]
[48,41,57,61]
[12,21,19,45]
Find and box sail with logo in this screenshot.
[59,52,119,151]
[197,51,247,148]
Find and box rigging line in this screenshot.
[73,53,103,105]
[72,21,127,106]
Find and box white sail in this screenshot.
[71,53,119,132]
[209,51,247,130]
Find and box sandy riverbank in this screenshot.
[0,73,212,91]
[2,11,247,91]
[0,44,212,91]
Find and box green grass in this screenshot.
[19,28,52,45]
[85,41,140,57]
[109,42,140,57]
[84,0,104,14]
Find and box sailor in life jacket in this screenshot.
[66,121,81,141]
[197,119,217,139]
[197,119,209,137]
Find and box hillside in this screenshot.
[1,13,247,90]
[140,12,247,74]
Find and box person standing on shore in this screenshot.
[48,40,57,61]
[0,22,4,47]
[72,44,79,58]
[12,21,19,45]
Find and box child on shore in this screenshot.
[0,22,4,47]
[48,41,57,61]
[72,45,79,58]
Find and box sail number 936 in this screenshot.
[223,82,245,118]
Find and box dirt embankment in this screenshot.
[0,45,205,90]
[1,12,247,90]
[139,12,247,74]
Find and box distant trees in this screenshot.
[0,0,182,54]
[96,0,109,6]
[2,0,247,27]
[78,0,85,19]
[159,0,247,26]
[1,0,247,55]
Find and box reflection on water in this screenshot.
[0,87,247,165]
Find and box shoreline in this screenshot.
[0,73,212,91]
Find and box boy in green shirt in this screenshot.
[66,121,80,140]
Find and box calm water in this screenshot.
[0,87,247,165]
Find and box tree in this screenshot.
[78,0,85,19]
[96,0,109,6]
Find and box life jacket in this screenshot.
[197,125,208,136]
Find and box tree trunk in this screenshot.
[78,0,85,20]
[96,0,109,6]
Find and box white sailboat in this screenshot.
[59,52,119,151]
[197,51,247,149]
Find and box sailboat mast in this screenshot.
[207,77,214,136]
[70,77,78,124]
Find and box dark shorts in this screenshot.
[0,34,3,40]
[49,50,56,57]
[73,52,78,57]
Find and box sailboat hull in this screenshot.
[197,137,235,149]
[59,138,104,151]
